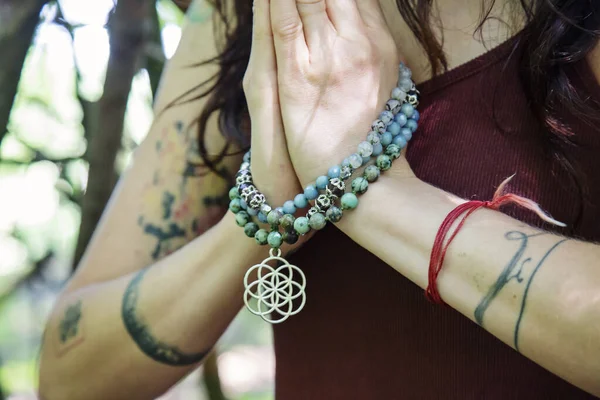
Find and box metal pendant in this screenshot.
[243,248,306,324]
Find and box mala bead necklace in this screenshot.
[229,63,420,324]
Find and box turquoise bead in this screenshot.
[240,199,247,209]
[316,175,329,190]
[304,185,319,200]
[309,213,327,230]
[364,165,380,182]
[326,206,343,223]
[401,103,415,118]
[247,207,258,216]
[381,132,393,146]
[351,177,369,194]
[376,155,392,171]
[393,134,407,148]
[412,110,420,121]
[283,200,296,214]
[388,122,401,136]
[341,193,359,210]
[244,222,259,238]
[402,128,413,141]
[385,144,401,160]
[372,143,383,156]
[280,214,295,231]
[255,229,269,245]
[229,198,242,214]
[294,193,308,209]
[229,186,240,200]
[258,212,268,223]
[267,209,283,226]
[267,231,283,248]
[394,112,407,126]
[294,217,311,234]
[328,165,341,179]
[235,211,250,227]
[406,119,418,133]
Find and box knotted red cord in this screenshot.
[425,175,566,305]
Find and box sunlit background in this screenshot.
[0,1,274,399]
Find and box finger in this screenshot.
[271,0,309,72]
[325,0,362,34]
[248,0,276,77]
[296,0,334,51]
[355,0,387,28]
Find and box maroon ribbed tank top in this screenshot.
[275,36,600,399]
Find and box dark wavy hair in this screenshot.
[173,1,599,202]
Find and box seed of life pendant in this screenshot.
[243,248,306,324]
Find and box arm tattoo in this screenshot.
[56,300,85,356]
[474,230,569,351]
[121,268,209,365]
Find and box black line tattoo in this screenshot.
[59,300,82,343]
[513,238,568,352]
[161,191,176,219]
[474,230,569,351]
[121,268,209,366]
[144,223,186,260]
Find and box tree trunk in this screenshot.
[73,0,153,267]
[0,0,48,147]
[146,1,165,101]
[203,351,228,400]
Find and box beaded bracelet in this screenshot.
[231,63,420,324]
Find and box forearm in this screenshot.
[39,213,264,400]
[338,175,600,396]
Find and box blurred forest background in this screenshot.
[0,0,273,399]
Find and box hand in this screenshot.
[269,0,415,186]
[243,0,302,205]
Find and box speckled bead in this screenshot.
[283,200,296,215]
[391,87,407,102]
[406,119,418,133]
[326,206,343,223]
[326,178,345,197]
[294,193,308,209]
[348,153,363,169]
[294,217,311,235]
[267,231,283,248]
[328,165,341,179]
[385,143,402,160]
[254,229,269,245]
[307,206,320,218]
[279,213,295,231]
[372,143,384,156]
[393,134,407,148]
[351,177,369,194]
[304,185,319,200]
[371,119,386,133]
[282,230,299,244]
[364,165,379,182]
[248,192,266,210]
[394,112,407,127]
[267,209,283,226]
[309,213,327,230]
[316,194,332,211]
[386,99,402,114]
[316,175,329,190]
[379,110,394,125]
[381,131,393,146]
[340,165,353,180]
[235,211,250,227]
[341,193,359,210]
[229,186,240,200]
[229,198,242,213]
[341,158,350,167]
[388,122,401,136]
[357,141,374,158]
[235,169,252,186]
[376,155,393,171]
[366,131,381,145]
[401,103,415,118]
[244,222,259,238]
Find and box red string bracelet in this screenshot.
[425,175,567,305]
